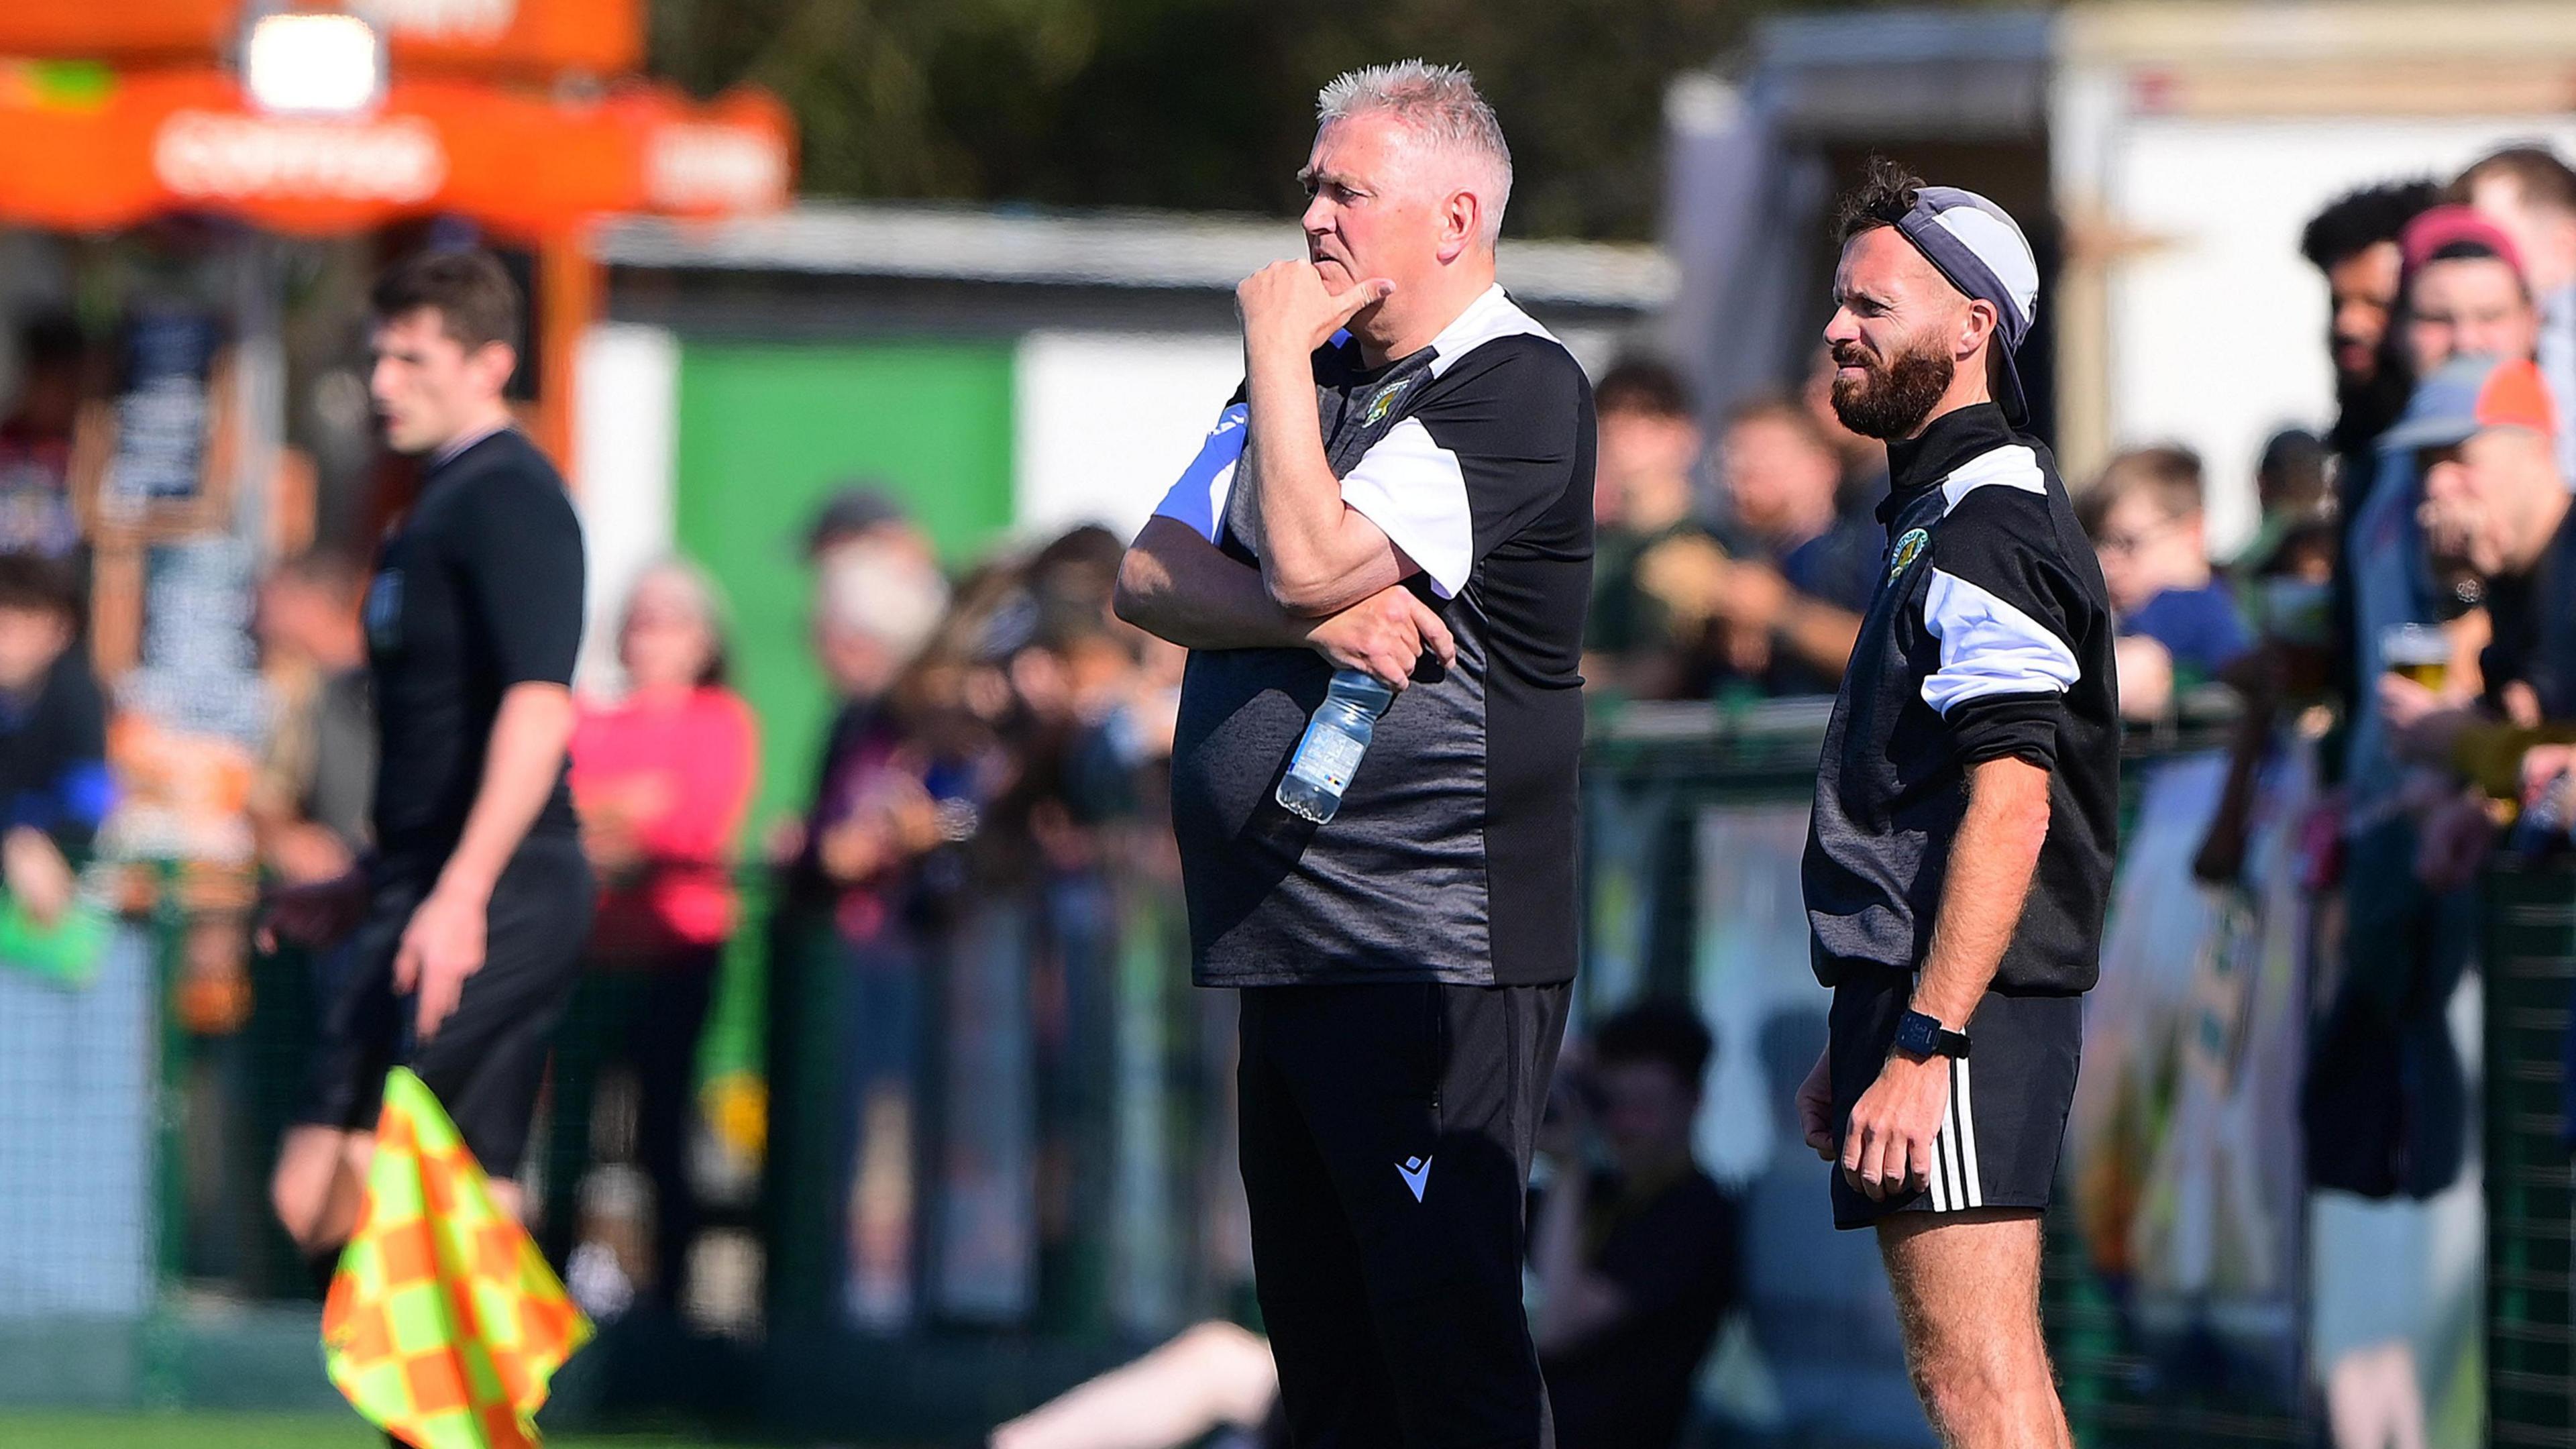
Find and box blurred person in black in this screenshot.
[2304,180,2444,511]
[2302,180,2442,782]
[2458,146,2576,490]
[0,315,86,564]
[0,551,108,928]
[1584,358,1719,698]
[1529,1000,1739,1449]
[262,250,590,1258]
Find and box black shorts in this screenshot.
[1827,967,2082,1231]
[1236,980,1570,1449]
[294,835,593,1179]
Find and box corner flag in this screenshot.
[322,1067,592,1448]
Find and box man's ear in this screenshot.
[1957,299,1999,362]
[473,341,519,396]
[1436,190,1479,264]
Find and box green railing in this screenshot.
[7,705,2567,1446]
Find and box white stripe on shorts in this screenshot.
[1954,1057,1984,1209]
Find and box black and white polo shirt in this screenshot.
[1154,284,1595,987]
[1802,402,2118,996]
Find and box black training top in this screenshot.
[364,429,584,880]
[1802,403,2119,995]
[1156,286,1595,987]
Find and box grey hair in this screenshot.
[1316,60,1513,248]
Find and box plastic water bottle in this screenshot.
[1275,669,1397,824]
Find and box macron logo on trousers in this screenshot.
[1397,1155,1433,1202]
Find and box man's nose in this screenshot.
[1823,309,1860,346]
[1301,195,1334,235]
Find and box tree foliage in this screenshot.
[649,0,1776,239]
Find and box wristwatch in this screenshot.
[1892,1010,1971,1062]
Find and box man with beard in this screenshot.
[2304,180,2445,494]
[1792,160,2117,1449]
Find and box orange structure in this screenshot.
[0,0,792,464]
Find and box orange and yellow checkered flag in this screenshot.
[322,1067,592,1449]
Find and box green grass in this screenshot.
[0,1411,784,1448]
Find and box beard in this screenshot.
[1829,333,1957,441]
[2332,345,2415,452]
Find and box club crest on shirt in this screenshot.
[1889,528,1930,579]
[1363,378,1415,427]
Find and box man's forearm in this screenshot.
[1912,755,2052,1028]
[1243,340,1397,612]
[1114,517,1318,651]
[435,683,577,901]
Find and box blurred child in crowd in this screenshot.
[2083,446,2251,718]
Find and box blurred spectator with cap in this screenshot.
[2400,205,2538,376]
[2383,356,2573,834]
[806,482,920,564]
[2457,145,2576,488]
[2338,203,2538,816]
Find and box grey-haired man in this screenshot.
[1117,60,1593,1449]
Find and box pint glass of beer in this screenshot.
[2381,623,2449,692]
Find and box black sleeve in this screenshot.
[1338,339,1587,597]
[457,465,586,688]
[1920,492,2090,770]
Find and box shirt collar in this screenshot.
[428,421,512,472]
[1425,284,1511,356]
[1880,402,2016,522]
